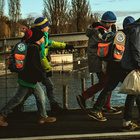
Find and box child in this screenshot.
[34,17,73,111]
[0,28,56,127]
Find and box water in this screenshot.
[0,59,127,111]
[23,62,127,111]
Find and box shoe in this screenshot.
[76,94,86,110]
[88,110,107,122]
[121,122,140,132]
[102,107,122,115]
[0,115,8,127]
[38,117,56,124]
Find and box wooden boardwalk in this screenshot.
[0,106,140,140]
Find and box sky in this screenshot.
[4,0,140,29]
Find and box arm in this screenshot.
[130,28,140,68]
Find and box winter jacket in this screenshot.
[86,22,109,73]
[18,43,44,87]
[121,18,140,70]
[40,32,66,73]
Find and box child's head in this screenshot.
[101,11,117,28]
[34,17,49,32]
[123,16,135,29]
[25,28,44,44]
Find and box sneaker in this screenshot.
[38,117,56,124]
[121,122,140,132]
[76,94,86,110]
[88,110,107,122]
[0,115,8,127]
[102,107,122,115]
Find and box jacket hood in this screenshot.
[124,18,140,33]
[86,22,108,38]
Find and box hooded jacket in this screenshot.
[86,22,109,73]
[18,43,44,87]
[40,32,66,73]
[121,18,140,70]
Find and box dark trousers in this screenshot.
[124,94,140,121]
[93,74,121,112]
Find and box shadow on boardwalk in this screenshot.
[0,106,140,140]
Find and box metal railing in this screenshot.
[0,32,126,111]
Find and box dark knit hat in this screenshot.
[26,28,44,42]
[123,16,135,29]
[101,11,117,23]
[34,17,49,29]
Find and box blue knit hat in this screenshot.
[101,11,117,23]
[34,17,49,29]
[123,16,135,29]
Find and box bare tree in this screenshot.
[93,13,101,22]
[0,0,5,18]
[70,0,91,32]
[8,0,21,22]
[43,0,70,34]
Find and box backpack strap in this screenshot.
[95,26,108,32]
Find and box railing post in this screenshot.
[91,73,94,85]
[4,38,8,103]
[91,73,95,102]
[81,78,85,92]
[63,85,68,110]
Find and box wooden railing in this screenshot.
[0,32,88,54]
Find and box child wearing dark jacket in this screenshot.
[0,28,56,127]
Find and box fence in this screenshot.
[0,32,126,111]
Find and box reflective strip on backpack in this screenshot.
[113,44,125,60]
[14,54,25,68]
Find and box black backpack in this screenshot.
[7,42,28,72]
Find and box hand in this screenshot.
[65,45,74,50]
[111,25,116,32]
[135,69,140,73]
[46,71,53,77]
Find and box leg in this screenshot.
[82,72,108,99]
[42,75,62,110]
[0,85,30,117]
[121,95,139,131]
[33,82,48,118]
[136,95,140,118]
[0,85,30,127]
[88,76,120,121]
[76,72,112,110]
[104,95,111,109]
[93,75,120,112]
[12,91,32,113]
[33,83,56,124]
[124,95,137,122]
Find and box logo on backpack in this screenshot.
[97,31,125,62]
[7,42,28,72]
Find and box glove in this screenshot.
[111,25,116,32]
[46,71,53,77]
[65,45,74,50]
[102,32,115,42]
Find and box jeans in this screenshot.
[42,75,56,104]
[124,95,140,121]
[0,83,47,118]
[92,74,121,112]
